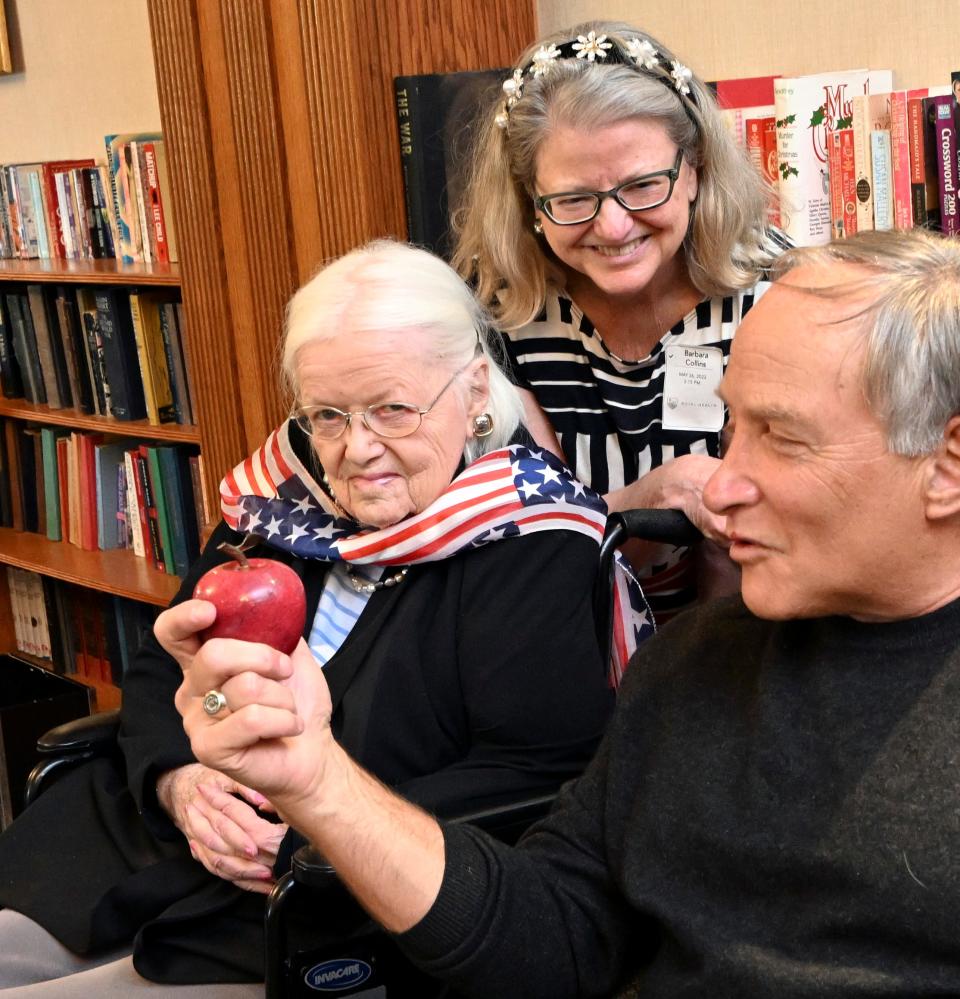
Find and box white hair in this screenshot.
[282,240,524,460]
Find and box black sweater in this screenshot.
[403,594,960,998]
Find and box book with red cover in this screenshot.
[77,431,103,551]
[41,159,95,259]
[745,116,765,174]
[4,419,23,531]
[760,117,782,227]
[56,434,70,544]
[141,142,170,265]
[839,128,858,237]
[888,91,913,229]
[905,86,948,229]
[710,74,778,109]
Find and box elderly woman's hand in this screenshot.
[156,762,287,894]
[157,599,338,818]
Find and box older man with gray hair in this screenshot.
[173,227,960,998]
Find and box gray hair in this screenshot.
[282,240,524,461]
[775,229,960,456]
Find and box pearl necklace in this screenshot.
[345,566,409,594]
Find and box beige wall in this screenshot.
[2,0,952,164]
[0,0,161,164]
[536,1,957,91]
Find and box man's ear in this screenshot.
[924,415,960,520]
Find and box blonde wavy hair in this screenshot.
[452,20,782,330]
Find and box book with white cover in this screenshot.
[775,69,893,245]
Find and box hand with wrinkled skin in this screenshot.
[159,598,335,816]
[152,595,291,894]
[157,761,287,894]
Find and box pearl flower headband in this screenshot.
[495,31,695,129]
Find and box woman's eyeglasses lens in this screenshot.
[543,175,674,224]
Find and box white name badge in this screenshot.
[661,345,725,432]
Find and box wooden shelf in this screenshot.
[0,258,181,287]
[0,398,200,442]
[0,528,182,606]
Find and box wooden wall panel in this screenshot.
[147,0,247,524]
[147,0,537,514]
[194,0,298,440]
[275,0,538,283]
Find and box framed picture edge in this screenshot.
[0,2,11,75]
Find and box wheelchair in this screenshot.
[23,508,701,997]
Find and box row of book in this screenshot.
[713,70,960,245]
[0,419,206,578]
[393,68,960,255]
[0,133,179,264]
[0,284,195,426]
[6,566,158,686]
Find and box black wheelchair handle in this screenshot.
[611,507,702,546]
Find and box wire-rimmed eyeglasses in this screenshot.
[292,362,469,441]
[534,149,684,226]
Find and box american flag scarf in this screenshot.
[220,422,654,685]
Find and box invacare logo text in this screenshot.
[304,957,373,992]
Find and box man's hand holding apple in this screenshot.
[160,598,342,825]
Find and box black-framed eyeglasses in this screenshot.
[292,362,469,441]
[534,149,684,226]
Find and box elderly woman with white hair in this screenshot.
[0,241,631,995]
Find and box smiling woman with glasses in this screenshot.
[0,239,630,995]
[452,19,789,622]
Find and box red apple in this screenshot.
[193,539,307,655]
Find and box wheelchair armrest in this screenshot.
[36,708,122,755]
[289,788,557,888]
[24,710,123,809]
[443,789,556,835]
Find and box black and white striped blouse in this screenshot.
[500,283,772,496]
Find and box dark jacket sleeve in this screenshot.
[395,530,615,814]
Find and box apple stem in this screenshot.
[216,533,259,569]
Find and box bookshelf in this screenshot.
[0,253,196,707]
[0,0,535,719]
[0,260,180,285]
